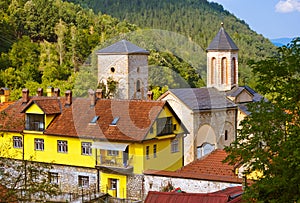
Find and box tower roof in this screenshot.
[96,40,149,55]
[206,25,239,51]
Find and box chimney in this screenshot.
[22,89,29,103]
[65,90,72,106]
[54,88,60,97]
[0,88,10,103]
[147,91,153,100]
[47,86,54,97]
[37,88,43,96]
[88,89,96,107]
[96,89,103,99]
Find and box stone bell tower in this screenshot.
[206,23,239,92]
[96,40,149,100]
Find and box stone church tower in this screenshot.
[96,40,149,100]
[206,23,239,91]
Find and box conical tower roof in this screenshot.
[96,40,149,55]
[206,24,239,51]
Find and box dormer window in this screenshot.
[157,117,173,136]
[111,117,119,125]
[25,114,44,131]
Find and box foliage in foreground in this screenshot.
[224,38,300,202]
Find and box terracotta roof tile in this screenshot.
[21,97,61,114]
[46,98,165,141]
[145,186,243,203]
[144,150,244,184]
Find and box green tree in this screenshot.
[224,38,300,202]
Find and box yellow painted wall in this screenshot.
[26,103,44,114]
[130,143,144,174]
[146,105,185,140]
[143,137,183,172]
[0,131,96,168]
[100,172,127,198]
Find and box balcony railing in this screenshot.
[96,154,134,174]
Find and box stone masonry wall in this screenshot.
[143,174,241,196]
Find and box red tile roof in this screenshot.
[0,95,178,142]
[144,186,243,203]
[144,150,244,184]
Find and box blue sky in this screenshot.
[208,0,300,39]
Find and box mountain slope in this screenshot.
[65,0,277,87]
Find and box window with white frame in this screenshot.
[34,138,44,151]
[81,142,92,155]
[107,150,119,156]
[78,175,89,187]
[49,172,59,184]
[57,140,68,153]
[13,136,23,148]
[171,138,179,153]
[146,146,150,159]
[25,114,44,131]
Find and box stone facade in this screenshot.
[143,174,241,195]
[50,164,98,193]
[127,174,144,200]
[97,54,148,100]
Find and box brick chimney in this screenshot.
[96,89,103,99]
[0,88,10,103]
[88,89,96,107]
[147,91,153,100]
[37,88,43,96]
[54,88,60,97]
[22,89,29,103]
[47,86,54,97]
[65,90,72,106]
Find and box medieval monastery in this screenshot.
[0,25,261,201]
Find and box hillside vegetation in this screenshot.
[65,0,277,87]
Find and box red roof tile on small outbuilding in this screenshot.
[144,186,243,203]
[144,149,243,184]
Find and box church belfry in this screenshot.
[96,40,149,100]
[206,23,239,91]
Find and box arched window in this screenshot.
[232,57,237,84]
[136,80,141,92]
[211,58,216,85]
[221,57,227,84]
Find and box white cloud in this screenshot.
[275,0,300,13]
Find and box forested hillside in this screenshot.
[65,0,277,87]
[0,0,205,100]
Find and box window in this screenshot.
[146,146,150,159]
[111,117,119,125]
[81,142,92,155]
[109,178,117,190]
[107,150,119,156]
[13,136,22,148]
[221,57,227,84]
[136,80,141,92]
[153,144,157,158]
[79,175,89,187]
[25,114,44,131]
[157,117,173,135]
[225,130,228,141]
[90,116,99,124]
[34,138,44,151]
[149,126,154,134]
[49,172,59,184]
[211,57,216,84]
[171,138,179,153]
[57,140,68,153]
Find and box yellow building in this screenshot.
[0,88,188,199]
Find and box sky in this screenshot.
[208,0,300,39]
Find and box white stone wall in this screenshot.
[207,51,238,92]
[144,175,241,195]
[50,165,98,193]
[97,54,148,100]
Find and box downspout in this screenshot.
[21,131,27,197]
